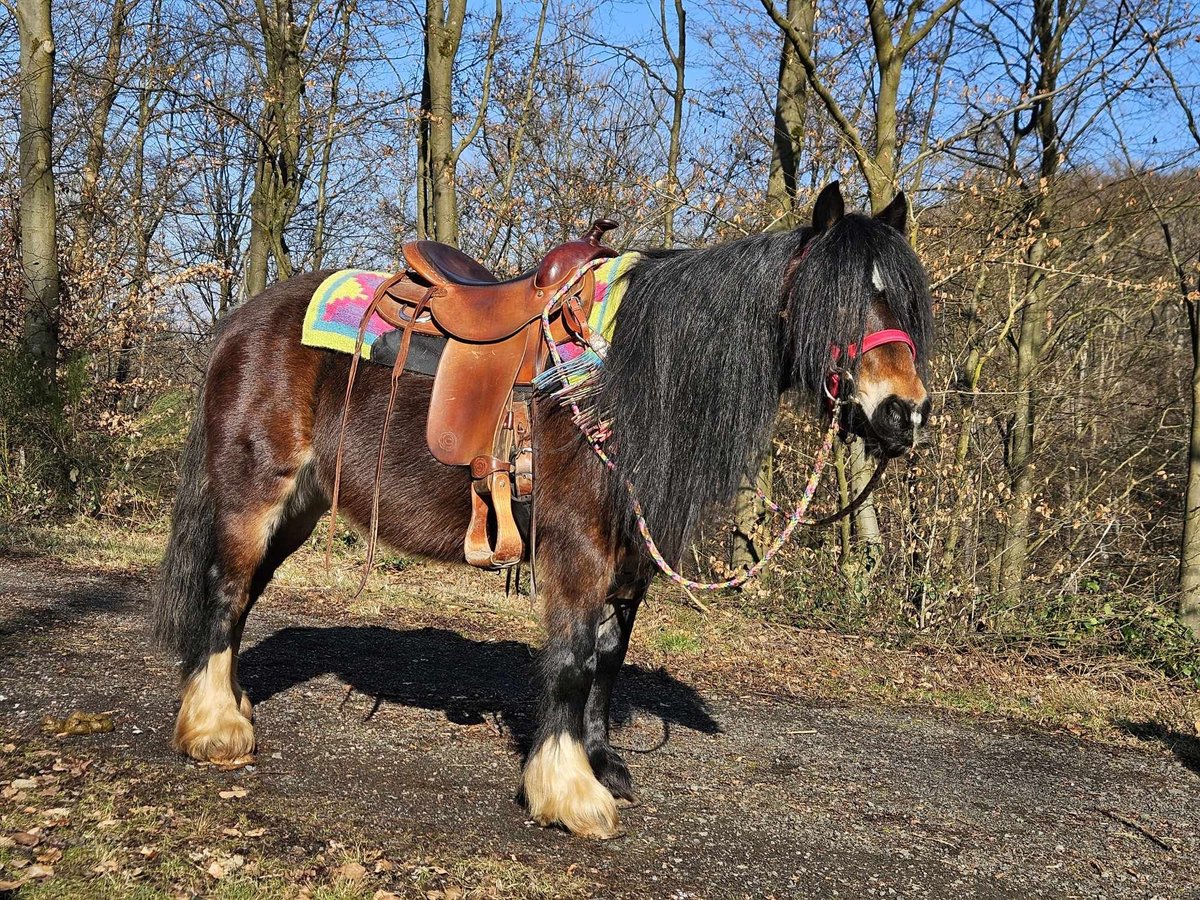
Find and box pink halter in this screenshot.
[826,328,918,403]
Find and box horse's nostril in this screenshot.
[884,397,908,428]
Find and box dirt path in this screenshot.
[2,560,1199,899]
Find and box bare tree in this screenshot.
[417,0,501,247]
[9,0,60,386]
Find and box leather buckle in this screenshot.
[470,456,512,480]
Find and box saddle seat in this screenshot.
[405,220,619,342]
[339,219,619,572]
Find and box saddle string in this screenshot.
[353,289,431,599]
[325,289,382,567]
[326,283,432,595]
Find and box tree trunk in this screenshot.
[313,0,354,270]
[765,0,813,228]
[1179,294,1200,637]
[417,0,466,247]
[998,0,1062,598]
[661,0,685,246]
[245,0,306,299]
[16,0,61,385]
[998,232,1049,596]
[731,450,772,570]
[75,0,128,261]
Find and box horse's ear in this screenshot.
[811,182,845,232]
[876,192,909,235]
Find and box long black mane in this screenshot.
[599,214,933,563]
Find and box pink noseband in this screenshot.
[826,328,918,404]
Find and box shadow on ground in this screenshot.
[0,572,138,660]
[240,624,721,751]
[1119,719,1200,777]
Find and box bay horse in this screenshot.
[153,182,933,839]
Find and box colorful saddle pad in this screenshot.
[302,269,393,360]
[301,255,639,362]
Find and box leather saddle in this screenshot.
[331,220,618,574]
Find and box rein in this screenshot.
[535,260,900,593]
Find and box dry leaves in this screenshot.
[336,860,367,881]
[218,785,248,799]
[207,854,245,880]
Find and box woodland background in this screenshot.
[2,0,1200,683]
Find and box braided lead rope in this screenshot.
[535,262,843,592]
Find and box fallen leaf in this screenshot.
[1,743,16,753]
[25,864,54,879]
[10,778,37,790]
[13,830,40,847]
[208,860,225,880]
[244,828,266,838]
[337,861,367,882]
[218,786,248,799]
[37,848,63,865]
[443,888,463,900]
[0,879,26,891]
[374,859,394,873]
[221,854,245,874]
[373,892,402,900]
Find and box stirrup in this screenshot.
[465,463,523,568]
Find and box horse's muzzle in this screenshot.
[867,395,931,458]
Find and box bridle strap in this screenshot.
[804,455,887,526]
[832,328,918,363]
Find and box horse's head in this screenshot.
[785,182,934,458]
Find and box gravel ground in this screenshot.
[1,560,1198,899]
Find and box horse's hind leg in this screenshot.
[231,465,329,719]
[523,546,621,838]
[584,568,650,802]
[174,451,322,764]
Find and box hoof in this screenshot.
[524,734,620,839]
[173,703,256,764]
[174,654,257,763]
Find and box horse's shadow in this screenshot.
[1117,719,1200,777]
[240,625,720,752]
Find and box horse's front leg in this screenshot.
[583,571,649,803]
[523,555,621,838]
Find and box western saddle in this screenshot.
[330,220,619,575]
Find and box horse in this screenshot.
[152,182,933,839]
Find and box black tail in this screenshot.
[153,394,217,675]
